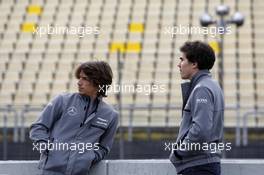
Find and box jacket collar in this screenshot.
[190,69,211,87]
[80,94,90,102]
[78,94,102,125]
[181,70,211,110]
[79,94,102,103]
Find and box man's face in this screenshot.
[177,53,198,80]
[77,71,98,97]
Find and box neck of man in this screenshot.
[189,69,199,80]
[90,93,98,101]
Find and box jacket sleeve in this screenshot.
[93,111,119,164]
[29,94,63,143]
[177,86,214,156]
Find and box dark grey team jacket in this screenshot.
[29,93,118,175]
[169,70,224,173]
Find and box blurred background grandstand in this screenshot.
[0,0,264,160]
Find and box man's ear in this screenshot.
[192,62,198,69]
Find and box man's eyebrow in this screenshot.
[83,76,90,81]
[79,75,89,79]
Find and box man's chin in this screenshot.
[181,76,189,80]
[180,75,185,79]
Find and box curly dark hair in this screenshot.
[75,61,113,97]
[180,41,215,70]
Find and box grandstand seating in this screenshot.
[0,0,263,128]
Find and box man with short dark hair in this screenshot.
[169,41,224,175]
[30,61,118,175]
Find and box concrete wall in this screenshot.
[0,159,264,175]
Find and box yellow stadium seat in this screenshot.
[208,40,220,55]
[27,5,42,15]
[125,42,141,53]
[21,23,36,33]
[109,42,141,53]
[129,23,144,33]
[109,42,125,53]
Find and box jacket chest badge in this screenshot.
[96,117,108,126]
[196,98,208,103]
[67,106,78,116]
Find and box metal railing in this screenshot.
[19,105,44,142]
[242,109,264,146]
[0,105,19,142]
[1,105,264,146]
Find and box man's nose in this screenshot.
[77,79,82,86]
[177,62,181,68]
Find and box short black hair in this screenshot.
[180,41,215,70]
[75,61,113,97]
